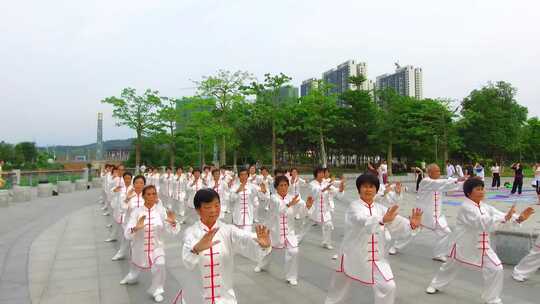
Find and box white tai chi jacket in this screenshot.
[337,199,415,284]
[206,179,231,218]
[186,179,205,209]
[449,198,519,268]
[229,183,265,228]
[160,173,174,200]
[124,204,180,270]
[181,220,271,304]
[415,177,462,230]
[267,193,309,249]
[308,180,343,223]
[173,174,188,203]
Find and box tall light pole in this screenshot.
[434,135,438,163]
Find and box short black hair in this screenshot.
[142,185,157,196]
[211,168,220,175]
[273,175,290,189]
[194,189,220,209]
[356,173,380,192]
[274,168,285,176]
[192,168,201,174]
[238,168,248,174]
[123,172,133,178]
[166,167,172,171]
[290,167,298,173]
[463,177,484,198]
[313,167,325,178]
[261,166,269,173]
[133,175,146,184]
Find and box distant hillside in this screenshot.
[41,139,134,158]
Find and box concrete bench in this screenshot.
[495,230,539,265]
[0,190,9,207]
[57,181,73,194]
[37,183,53,197]
[75,179,88,191]
[12,186,32,202]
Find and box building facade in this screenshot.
[376,65,423,99]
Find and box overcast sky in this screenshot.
[1,0,539,146]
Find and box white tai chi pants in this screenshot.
[257,246,299,281]
[430,257,504,304]
[122,258,166,297]
[325,268,396,304]
[513,241,540,280]
[393,225,451,258]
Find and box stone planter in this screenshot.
[495,230,539,265]
[12,186,32,202]
[75,179,88,191]
[38,183,53,197]
[57,181,73,194]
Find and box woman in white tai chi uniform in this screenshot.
[120,185,180,303]
[181,188,271,304]
[426,178,534,304]
[324,173,422,304]
[229,168,267,232]
[253,175,314,285]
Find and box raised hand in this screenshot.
[395,182,402,194]
[255,225,271,248]
[409,208,423,229]
[288,195,300,207]
[113,186,121,193]
[134,215,146,232]
[383,205,399,224]
[518,207,535,223]
[259,182,267,193]
[166,209,176,225]
[505,204,517,222]
[306,196,314,209]
[236,182,246,193]
[193,228,221,254]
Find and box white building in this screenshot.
[376,65,423,99]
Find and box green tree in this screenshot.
[195,70,253,166]
[242,73,292,170]
[459,81,527,162]
[102,88,161,170]
[298,80,339,168]
[154,96,179,168]
[14,142,37,165]
[348,74,367,91]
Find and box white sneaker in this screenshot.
[119,277,137,285]
[512,273,526,282]
[106,224,112,228]
[388,246,397,255]
[331,254,338,260]
[287,279,298,286]
[426,286,438,294]
[432,256,447,263]
[295,214,301,220]
[112,253,125,261]
[322,243,334,250]
[102,212,110,216]
[154,294,164,303]
[253,266,262,273]
[104,238,117,242]
[254,219,260,223]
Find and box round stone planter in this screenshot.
[57,181,73,194]
[75,179,88,191]
[38,183,53,197]
[12,186,32,202]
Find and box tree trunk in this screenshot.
[233,150,238,172]
[169,143,175,169]
[387,141,393,176]
[135,131,142,172]
[320,129,327,168]
[220,134,227,166]
[272,120,276,171]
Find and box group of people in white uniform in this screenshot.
[96,162,540,304]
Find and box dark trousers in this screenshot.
[511,177,523,194]
[536,180,540,195]
[416,175,423,192]
[492,173,501,188]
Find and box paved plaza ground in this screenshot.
[1,178,540,304]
